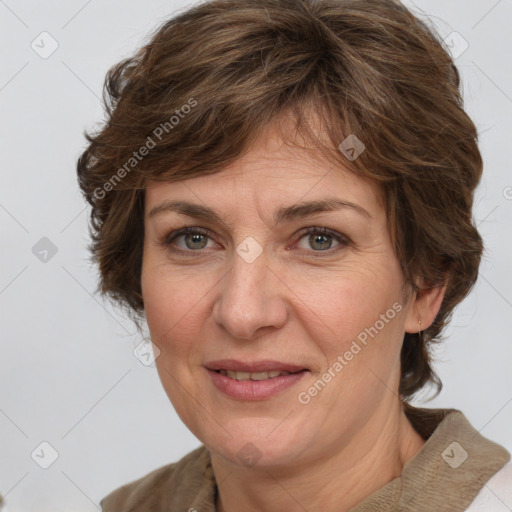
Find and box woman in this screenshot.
[76,0,511,510]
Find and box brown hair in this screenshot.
[76,0,483,401]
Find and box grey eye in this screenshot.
[181,232,209,250]
[307,233,334,251]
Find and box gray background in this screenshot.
[1,0,511,510]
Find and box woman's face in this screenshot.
[141,119,416,468]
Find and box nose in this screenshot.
[212,247,288,340]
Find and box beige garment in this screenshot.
[100,406,510,511]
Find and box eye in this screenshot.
[162,226,217,253]
[294,227,350,254]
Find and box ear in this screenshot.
[403,278,448,334]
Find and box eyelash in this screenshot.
[160,226,351,257]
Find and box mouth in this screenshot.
[215,369,300,381]
[205,359,308,375]
[204,359,309,400]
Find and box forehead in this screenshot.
[144,112,384,216]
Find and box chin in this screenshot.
[201,417,315,469]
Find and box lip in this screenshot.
[204,360,309,401]
[204,359,308,373]
[206,368,308,400]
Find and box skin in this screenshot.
[141,112,446,512]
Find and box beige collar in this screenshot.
[350,406,510,511]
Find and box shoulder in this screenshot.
[465,461,512,511]
[100,445,216,512]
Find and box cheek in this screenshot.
[293,263,406,409]
[141,269,211,427]
[141,261,214,344]
[140,244,202,384]
[294,262,401,347]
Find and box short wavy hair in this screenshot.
[76,0,483,401]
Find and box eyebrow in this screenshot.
[148,198,372,225]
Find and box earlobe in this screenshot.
[403,280,447,334]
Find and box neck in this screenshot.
[212,402,425,512]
